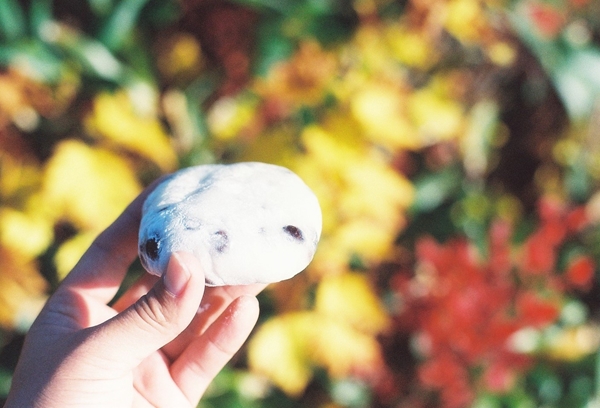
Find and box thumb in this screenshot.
[92,252,205,369]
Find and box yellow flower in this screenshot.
[255,41,337,107]
[444,0,488,43]
[293,157,340,236]
[248,311,384,396]
[552,138,580,167]
[42,140,142,231]
[339,158,414,223]
[0,208,53,260]
[54,231,97,279]
[315,272,389,335]
[290,122,414,273]
[247,313,314,396]
[486,41,517,66]
[86,91,177,171]
[351,83,418,150]
[206,94,258,141]
[236,125,301,170]
[312,219,399,274]
[351,25,397,76]
[408,84,465,143]
[0,251,47,330]
[385,24,438,69]
[300,124,360,176]
[156,33,204,82]
[544,325,600,361]
[0,149,43,203]
[311,317,383,379]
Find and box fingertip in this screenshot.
[171,251,203,273]
[228,294,260,328]
[234,294,260,312]
[168,252,205,289]
[164,253,192,296]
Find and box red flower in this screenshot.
[521,232,556,276]
[565,255,595,290]
[566,207,588,232]
[482,360,516,393]
[419,352,474,408]
[538,196,565,222]
[489,221,512,276]
[405,235,533,405]
[516,291,560,328]
[528,2,567,38]
[394,196,593,405]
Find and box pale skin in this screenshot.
[4,184,266,408]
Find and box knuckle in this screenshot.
[132,291,172,334]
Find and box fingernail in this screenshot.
[164,252,191,296]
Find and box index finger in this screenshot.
[160,283,266,361]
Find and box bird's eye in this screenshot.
[143,237,160,261]
[283,225,303,241]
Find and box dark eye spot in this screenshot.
[213,230,229,253]
[143,237,160,261]
[283,225,304,241]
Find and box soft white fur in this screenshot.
[138,162,322,286]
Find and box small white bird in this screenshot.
[138,162,322,286]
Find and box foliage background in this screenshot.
[1,0,600,407]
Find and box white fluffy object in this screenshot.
[138,162,322,286]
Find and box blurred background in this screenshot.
[1,0,600,406]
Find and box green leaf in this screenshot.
[98,0,151,51]
[87,0,115,17]
[595,343,600,401]
[472,394,502,408]
[253,17,294,76]
[233,0,353,16]
[180,76,218,167]
[57,33,124,81]
[565,150,592,201]
[0,0,26,41]
[30,0,53,39]
[509,11,600,121]
[0,366,12,399]
[552,47,600,120]
[75,39,124,79]
[330,379,371,408]
[308,14,357,45]
[411,166,462,212]
[143,0,181,27]
[230,0,297,15]
[118,36,156,83]
[527,364,563,405]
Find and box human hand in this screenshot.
[4,185,266,408]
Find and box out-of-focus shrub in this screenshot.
[1,0,600,407]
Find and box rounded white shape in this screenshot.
[138,162,322,286]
